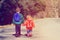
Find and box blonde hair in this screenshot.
[26,15,32,20]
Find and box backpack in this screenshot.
[14,13,21,22]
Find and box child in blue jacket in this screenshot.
[13,7,24,37]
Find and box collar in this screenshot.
[17,12,20,13]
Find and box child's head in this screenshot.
[16,7,21,12]
[26,15,32,20]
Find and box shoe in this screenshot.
[25,34,27,36]
[13,34,20,37]
[25,34,32,37]
[28,35,32,37]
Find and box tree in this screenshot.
[0,0,46,25]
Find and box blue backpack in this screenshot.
[14,13,21,22]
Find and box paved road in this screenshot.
[0,18,60,40]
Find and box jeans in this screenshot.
[15,24,21,35]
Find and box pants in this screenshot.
[27,30,32,33]
[26,29,32,36]
[15,24,21,35]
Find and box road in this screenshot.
[0,18,60,40]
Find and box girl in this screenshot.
[23,15,35,37]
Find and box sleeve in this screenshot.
[32,21,35,27]
[19,14,24,23]
[12,14,15,23]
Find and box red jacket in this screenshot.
[24,20,35,30]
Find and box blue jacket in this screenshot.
[13,13,24,24]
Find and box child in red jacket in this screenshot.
[23,15,35,37]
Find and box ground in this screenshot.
[0,18,60,40]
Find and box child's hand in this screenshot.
[21,24,25,26]
[21,24,24,26]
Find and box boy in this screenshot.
[23,15,35,37]
[13,7,24,37]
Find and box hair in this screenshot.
[26,15,33,20]
[16,7,20,12]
